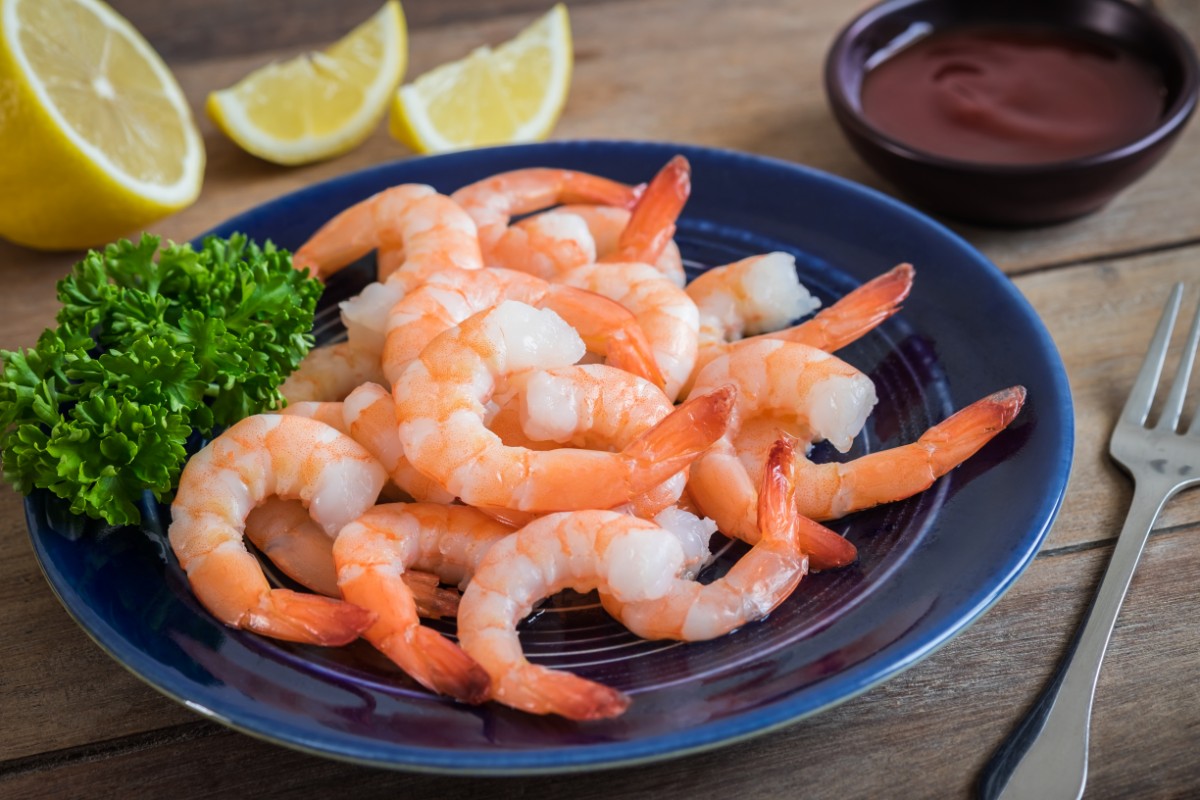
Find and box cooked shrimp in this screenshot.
[393,300,735,512]
[688,262,916,388]
[380,267,664,389]
[450,167,641,258]
[280,341,387,403]
[684,340,877,567]
[167,414,386,645]
[560,261,699,401]
[512,205,686,284]
[457,510,692,719]
[244,498,460,618]
[599,155,690,268]
[739,385,1029,521]
[488,363,686,518]
[602,437,818,640]
[334,503,514,702]
[293,185,482,281]
[490,157,690,285]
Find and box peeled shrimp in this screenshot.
[560,261,700,401]
[333,503,514,702]
[293,185,482,281]
[457,510,695,719]
[687,262,915,388]
[243,498,460,619]
[602,436,815,641]
[488,363,686,518]
[684,339,877,567]
[279,341,388,404]
[167,414,386,645]
[489,155,691,284]
[380,266,664,389]
[450,167,641,259]
[393,300,735,512]
[739,385,1028,521]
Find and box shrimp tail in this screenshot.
[624,383,736,486]
[376,626,492,704]
[244,589,376,646]
[603,328,668,390]
[798,522,859,571]
[404,571,462,618]
[608,155,690,265]
[924,385,1027,472]
[772,263,914,352]
[503,664,631,720]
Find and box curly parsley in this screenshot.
[0,233,322,525]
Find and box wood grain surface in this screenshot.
[3,1,1200,798]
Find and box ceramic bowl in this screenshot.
[824,0,1200,226]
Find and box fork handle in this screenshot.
[977,480,1171,800]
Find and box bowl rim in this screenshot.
[823,0,1200,175]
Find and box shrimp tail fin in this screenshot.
[773,262,914,352]
[506,664,631,720]
[403,571,461,619]
[608,155,691,265]
[624,384,736,487]
[244,589,376,646]
[924,385,1027,474]
[603,328,668,390]
[798,521,859,571]
[396,627,493,704]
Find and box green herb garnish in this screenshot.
[0,233,323,526]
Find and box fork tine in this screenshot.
[1160,294,1200,431]
[1122,284,1182,427]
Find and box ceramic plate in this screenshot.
[26,141,1073,774]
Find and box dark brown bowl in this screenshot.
[824,0,1200,226]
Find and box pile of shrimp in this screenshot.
[166,157,1027,720]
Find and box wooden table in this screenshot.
[4,1,1199,797]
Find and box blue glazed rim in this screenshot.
[26,140,1073,774]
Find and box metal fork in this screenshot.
[979,284,1200,800]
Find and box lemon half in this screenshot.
[206,1,407,166]
[390,3,572,154]
[0,0,205,250]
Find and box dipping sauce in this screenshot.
[859,26,1168,164]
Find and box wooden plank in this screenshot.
[0,490,196,762]
[3,527,1196,799]
[1013,243,1200,550]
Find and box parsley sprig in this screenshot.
[0,233,322,525]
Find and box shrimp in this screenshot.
[489,156,691,286]
[488,363,686,518]
[334,503,515,702]
[602,437,818,641]
[393,300,735,512]
[167,414,386,645]
[379,267,664,389]
[687,340,1026,558]
[293,185,482,281]
[560,261,700,401]
[739,385,1029,522]
[457,510,694,719]
[279,341,387,403]
[244,498,461,619]
[687,262,916,388]
[684,339,877,568]
[450,167,641,258]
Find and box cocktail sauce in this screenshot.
[859,26,1167,164]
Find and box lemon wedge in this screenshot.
[207,0,407,166]
[390,3,572,154]
[0,0,205,250]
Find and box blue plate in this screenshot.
[26,141,1072,774]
